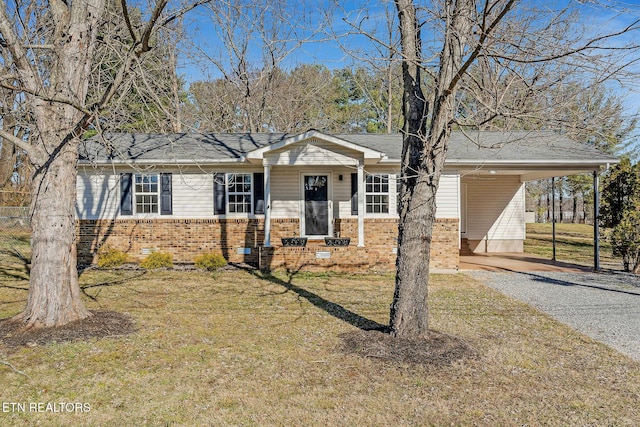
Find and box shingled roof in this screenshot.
[79,130,618,166]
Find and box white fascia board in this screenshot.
[78,158,246,167]
[447,159,619,169]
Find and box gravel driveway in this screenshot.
[468,270,640,362]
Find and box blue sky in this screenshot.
[177,0,640,148]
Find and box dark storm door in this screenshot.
[304,175,329,236]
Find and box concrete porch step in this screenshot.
[459,238,474,256]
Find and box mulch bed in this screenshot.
[339,329,478,367]
[0,311,136,350]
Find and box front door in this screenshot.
[303,175,329,236]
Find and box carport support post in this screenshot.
[552,177,556,261]
[593,170,600,271]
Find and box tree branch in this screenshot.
[0,0,41,91]
[449,0,516,94]
[0,129,33,155]
[120,0,139,44]
[0,82,92,115]
[139,0,169,54]
[489,19,640,65]
[161,0,211,27]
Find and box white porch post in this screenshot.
[264,164,272,247]
[357,162,365,247]
[593,170,600,271]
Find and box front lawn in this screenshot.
[1,268,638,425]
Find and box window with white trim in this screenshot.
[227,173,252,213]
[365,174,389,214]
[135,174,159,214]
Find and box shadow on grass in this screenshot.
[247,266,388,332]
[0,248,31,279]
[80,270,148,301]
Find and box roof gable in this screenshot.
[263,141,359,166]
[245,130,386,164]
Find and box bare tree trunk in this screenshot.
[22,138,88,327]
[390,0,429,338]
[2,0,196,328]
[2,0,107,327]
[387,65,393,133]
[390,0,472,338]
[169,40,183,133]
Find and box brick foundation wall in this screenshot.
[77,217,459,271]
[77,219,265,265]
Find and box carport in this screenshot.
[452,133,619,271]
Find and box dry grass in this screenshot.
[1,268,639,426]
[525,223,619,269]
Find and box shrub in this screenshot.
[609,210,640,273]
[140,251,173,269]
[194,252,227,271]
[96,246,129,268]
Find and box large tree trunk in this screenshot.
[14,0,106,327]
[391,0,473,338]
[390,0,429,338]
[22,138,88,327]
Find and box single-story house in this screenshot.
[76,129,618,272]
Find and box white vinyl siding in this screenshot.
[171,173,213,218]
[77,166,461,221]
[333,169,354,218]
[76,171,120,220]
[435,172,459,219]
[265,138,362,167]
[463,175,525,241]
[269,166,301,218]
[365,168,459,219]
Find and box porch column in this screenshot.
[357,163,365,247]
[264,164,272,247]
[593,170,600,271]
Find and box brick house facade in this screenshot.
[76,130,616,272]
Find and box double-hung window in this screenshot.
[120,173,172,216]
[135,174,159,214]
[365,174,389,214]
[214,172,265,215]
[227,173,252,213]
